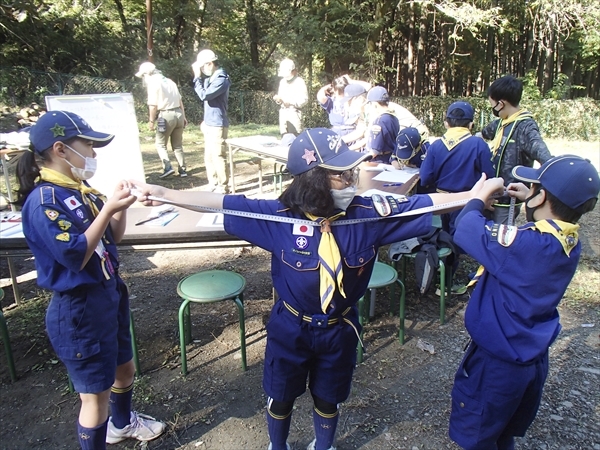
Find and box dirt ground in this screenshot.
[1,148,600,450]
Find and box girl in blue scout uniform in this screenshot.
[448,155,600,450]
[14,111,165,449]
[364,86,400,163]
[132,128,500,450]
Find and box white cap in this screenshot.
[195,49,218,67]
[278,58,295,77]
[135,62,156,78]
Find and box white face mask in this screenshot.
[64,143,97,180]
[330,185,357,210]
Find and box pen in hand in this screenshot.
[383,183,403,187]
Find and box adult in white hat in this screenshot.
[192,49,231,193]
[273,58,308,137]
[135,61,188,178]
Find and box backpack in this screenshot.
[388,227,457,295]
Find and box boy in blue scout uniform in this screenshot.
[364,86,400,162]
[132,128,503,450]
[391,126,429,169]
[448,155,600,450]
[420,101,495,235]
[16,111,165,449]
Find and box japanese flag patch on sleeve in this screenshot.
[490,223,518,247]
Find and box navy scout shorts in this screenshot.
[45,277,132,394]
[449,342,549,450]
[263,300,361,405]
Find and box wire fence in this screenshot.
[1,67,599,140]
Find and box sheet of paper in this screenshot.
[372,167,419,183]
[197,213,224,227]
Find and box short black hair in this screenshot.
[488,75,523,107]
[542,186,598,224]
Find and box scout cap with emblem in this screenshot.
[446,101,474,121]
[287,128,371,175]
[395,126,422,159]
[512,154,600,209]
[28,111,114,154]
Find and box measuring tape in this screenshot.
[143,194,477,227]
[507,196,516,226]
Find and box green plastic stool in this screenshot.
[396,246,453,328]
[0,288,17,382]
[357,262,405,364]
[177,270,247,375]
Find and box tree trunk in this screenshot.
[245,0,260,68]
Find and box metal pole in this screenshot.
[146,0,154,62]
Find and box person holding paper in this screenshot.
[131,128,504,450]
[15,111,166,449]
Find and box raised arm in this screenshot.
[130,180,225,210]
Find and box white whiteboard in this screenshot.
[45,94,145,197]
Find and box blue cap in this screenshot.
[28,111,114,154]
[367,86,389,102]
[287,128,370,176]
[446,101,474,121]
[344,83,367,98]
[512,155,600,209]
[395,127,422,159]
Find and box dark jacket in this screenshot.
[193,67,230,127]
[481,115,551,205]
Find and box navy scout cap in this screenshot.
[395,127,422,159]
[446,101,474,121]
[287,128,370,176]
[512,154,600,209]
[29,111,114,154]
[367,86,389,103]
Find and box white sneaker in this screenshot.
[268,443,291,450]
[306,438,336,450]
[106,411,166,444]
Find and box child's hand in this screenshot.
[104,181,137,214]
[471,174,505,202]
[506,182,529,202]
[128,180,166,206]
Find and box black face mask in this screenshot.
[525,190,543,222]
[491,101,504,118]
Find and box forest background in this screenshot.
[1,0,600,139]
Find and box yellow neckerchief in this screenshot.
[38,168,104,217]
[530,219,579,256]
[467,219,580,288]
[490,109,534,158]
[305,211,347,313]
[441,127,472,151]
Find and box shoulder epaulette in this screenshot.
[39,185,56,205]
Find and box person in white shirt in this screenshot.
[273,58,308,136]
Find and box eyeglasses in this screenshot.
[330,168,360,186]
